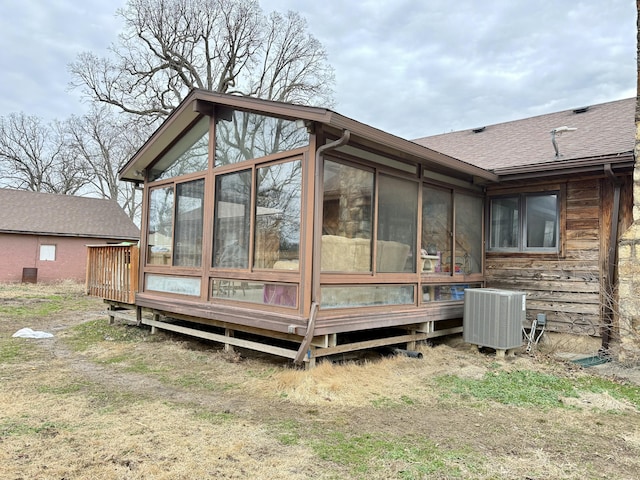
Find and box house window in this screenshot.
[321,161,420,274]
[321,160,373,272]
[213,170,251,269]
[214,110,308,167]
[173,179,205,267]
[422,187,483,274]
[422,186,451,272]
[149,117,209,182]
[321,284,414,309]
[39,244,56,261]
[212,158,303,271]
[377,174,418,273]
[147,185,174,265]
[147,179,205,266]
[254,160,302,269]
[489,193,559,252]
[454,193,483,274]
[146,274,201,296]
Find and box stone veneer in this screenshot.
[616,123,640,364]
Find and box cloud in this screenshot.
[0,0,635,140]
[264,0,636,138]
[0,0,124,119]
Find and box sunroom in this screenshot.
[117,90,497,364]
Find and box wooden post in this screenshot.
[305,346,317,370]
[406,330,417,351]
[224,328,235,353]
[151,312,160,334]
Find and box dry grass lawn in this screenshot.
[1,282,639,479]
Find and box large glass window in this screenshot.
[421,283,482,303]
[321,160,374,272]
[489,193,558,252]
[254,160,302,269]
[173,179,205,267]
[422,187,483,275]
[377,175,418,273]
[148,186,174,265]
[213,170,252,269]
[321,284,414,309]
[421,186,451,274]
[454,193,483,274]
[489,197,519,249]
[526,194,558,248]
[215,110,308,166]
[211,279,297,308]
[147,180,205,267]
[146,274,201,296]
[149,117,209,181]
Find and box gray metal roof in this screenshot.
[0,189,140,240]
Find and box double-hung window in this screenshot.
[489,192,559,252]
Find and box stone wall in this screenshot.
[616,123,640,364]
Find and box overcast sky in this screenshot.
[0,0,636,139]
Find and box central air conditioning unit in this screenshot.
[463,288,526,351]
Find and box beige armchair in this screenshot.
[321,235,410,272]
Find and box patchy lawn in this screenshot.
[1,282,639,479]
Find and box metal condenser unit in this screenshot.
[463,288,526,350]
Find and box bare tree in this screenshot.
[0,113,89,195]
[63,106,149,220]
[69,0,335,123]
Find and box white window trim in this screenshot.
[39,244,56,261]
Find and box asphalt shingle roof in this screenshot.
[413,98,635,173]
[0,189,140,240]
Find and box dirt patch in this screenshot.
[561,391,637,411]
[1,282,639,479]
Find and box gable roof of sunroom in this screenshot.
[119,89,498,184]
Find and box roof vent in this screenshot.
[550,126,577,158]
[573,106,590,114]
[472,126,486,133]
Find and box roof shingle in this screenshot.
[0,189,140,240]
[413,98,635,173]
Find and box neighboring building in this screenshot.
[415,98,635,346]
[0,189,139,283]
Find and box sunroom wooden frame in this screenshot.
[117,89,498,365]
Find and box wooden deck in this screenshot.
[104,305,462,367]
[85,243,464,365]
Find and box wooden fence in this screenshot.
[86,244,139,304]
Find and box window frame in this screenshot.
[39,244,56,261]
[148,116,210,182]
[487,190,562,253]
[421,182,484,277]
[320,157,375,273]
[320,156,422,276]
[145,172,207,268]
[211,155,304,273]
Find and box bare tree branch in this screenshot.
[0,113,89,195]
[63,106,150,220]
[69,0,334,122]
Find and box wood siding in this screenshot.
[486,174,633,336]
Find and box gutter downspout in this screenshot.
[601,163,621,356]
[294,130,351,364]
